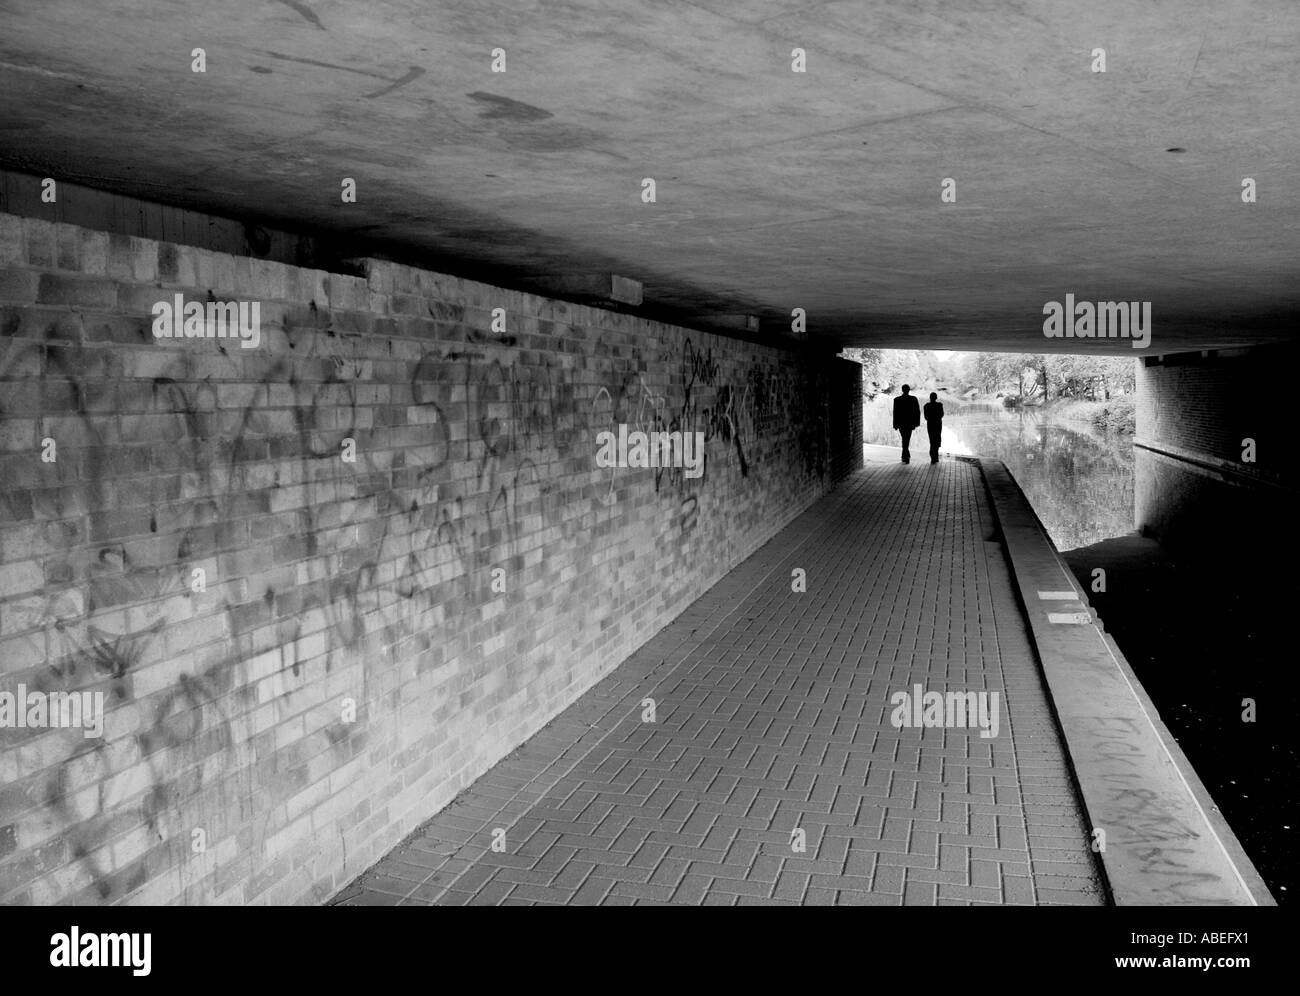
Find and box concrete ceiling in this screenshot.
[1,0,1297,354]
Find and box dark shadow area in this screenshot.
[1064,536,1297,904]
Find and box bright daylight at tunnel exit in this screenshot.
[0,0,1293,980]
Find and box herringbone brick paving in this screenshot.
[333,459,1106,905]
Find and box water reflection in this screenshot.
[866,401,1135,550]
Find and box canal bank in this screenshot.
[975,454,1270,905]
[1063,536,1296,904]
[865,396,1291,903]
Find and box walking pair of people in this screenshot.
[891,385,943,464]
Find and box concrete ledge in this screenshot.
[978,458,1274,906]
[530,272,643,306]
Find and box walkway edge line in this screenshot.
[977,458,1275,907]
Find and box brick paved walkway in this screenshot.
[333,458,1106,905]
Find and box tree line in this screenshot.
[840,348,1136,403]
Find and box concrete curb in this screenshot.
[977,457,1275,906]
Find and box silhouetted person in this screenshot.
[923,392,944,464]
[892,384,920,463]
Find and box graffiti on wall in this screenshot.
[0,308,834,902]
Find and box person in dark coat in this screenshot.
[923,392,944,464]
[892,384,921,463]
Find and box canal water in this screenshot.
[864,400,1135,551]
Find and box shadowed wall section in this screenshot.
[1134,343,1297,560]
[0,211,862,904]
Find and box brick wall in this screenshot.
[0,211,861,904]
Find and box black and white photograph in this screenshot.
[0,0,1291,975]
